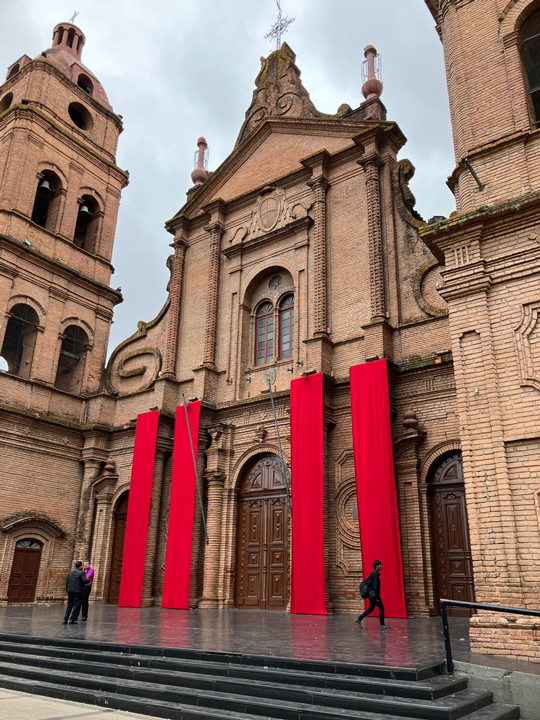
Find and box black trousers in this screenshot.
[64,592,83,622]
[357,597,385,625]
[81,584,92,619]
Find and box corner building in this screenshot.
[0,7,538,651]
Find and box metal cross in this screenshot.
[264,0,295,50]
[69,11,79,24]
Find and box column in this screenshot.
[162,238,188,378]
[199,472,225,608]
[308,176,330,336]
[73,457,101,562]
[89,475,117,602]
[203,222,224,366]
[141,449,166,606]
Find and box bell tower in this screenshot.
[426,0,540,213]
[0,22,127,395]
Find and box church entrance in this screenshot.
[429,452,475,617]
[7,539,42,603]
[108,493,128,604]
[235,455,289,610]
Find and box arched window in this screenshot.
[74,195,99,251]
[0,304,39,379]
[279,294,294,359]
[54,325,89,393]
[521,9,540,126]
[256,301,274,366]
[77,74,93,95]
[7,64,20,79]
[31,171,62,232]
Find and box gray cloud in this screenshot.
[0,0,455,355]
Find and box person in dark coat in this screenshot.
[63,561,89,624]
[354,560,390,629]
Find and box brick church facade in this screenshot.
[1,2,539,651]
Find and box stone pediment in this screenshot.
[222,187,312,257]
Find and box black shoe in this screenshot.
[82,617,87,621]
[354,618,362,629]
[380,624,391,629]
[63,620,68,624]
[69,620,77,624]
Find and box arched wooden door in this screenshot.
[429,453,475,617]
[7,539,42,603]
[235,455,289,610]
[108,494,128,604]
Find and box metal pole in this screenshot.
[441,602,454,673]
[267,379,292,508]
[183,394,209,544]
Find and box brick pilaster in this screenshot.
[141,449,166,607]
[360,153,386,321]
[162,238,188,378]
[203,223,224,367]
[308,175,330,336]
[73,458,101,562]
[199,471,225,608]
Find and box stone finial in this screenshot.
[191,137,208,186]
[362,45,383,100]
[104,456,116,474]
[403,408,418,432]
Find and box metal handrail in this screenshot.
[440,599,540,673]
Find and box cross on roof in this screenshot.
[69,11,79,24]
[264,0,295,50]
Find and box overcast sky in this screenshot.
[0,0,455,355]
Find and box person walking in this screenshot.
[81,561,94,621]
[63,561,89,624]
[354,560,390,630]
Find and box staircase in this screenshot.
[0,632,520,719]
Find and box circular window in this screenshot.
[0,92,13,114]
[269,275,282,290]
[68,102,93,131]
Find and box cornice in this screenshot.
[167,117,399,226]
[0,231,122,305]
[0,104,128,182]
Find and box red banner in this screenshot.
[350,360,407,618]
[162,401,201,609]
[118,410,159,607]
[290,373,327,615]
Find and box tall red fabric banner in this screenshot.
[162,401,201,609]
[350,360,407,618]
[290,372,327,615]
[118,410,159,608]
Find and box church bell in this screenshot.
[38,178,54,193]
[78,203,93,217]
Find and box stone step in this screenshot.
[0,632,444,681]
[0,643,469,700]
[0,672,520,720]
[0,659,499,719]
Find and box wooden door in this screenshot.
[7,540,42,603]
[108,494,128,604]
[235,455,289,610]
[430,453,475,617]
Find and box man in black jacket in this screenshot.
[63,561,89,624]
[354,560,390,630]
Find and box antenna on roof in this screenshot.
[69,11,79,24]
[264,0,295,50]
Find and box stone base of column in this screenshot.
[303,334,333,375]
[362,318,393,362]
[198,596,222,609]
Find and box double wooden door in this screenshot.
[430,453,475,616]
[7,541,42,603]
[108,494,128,604]
[235,456,289,610]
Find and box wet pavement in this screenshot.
[0,604,470,669]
